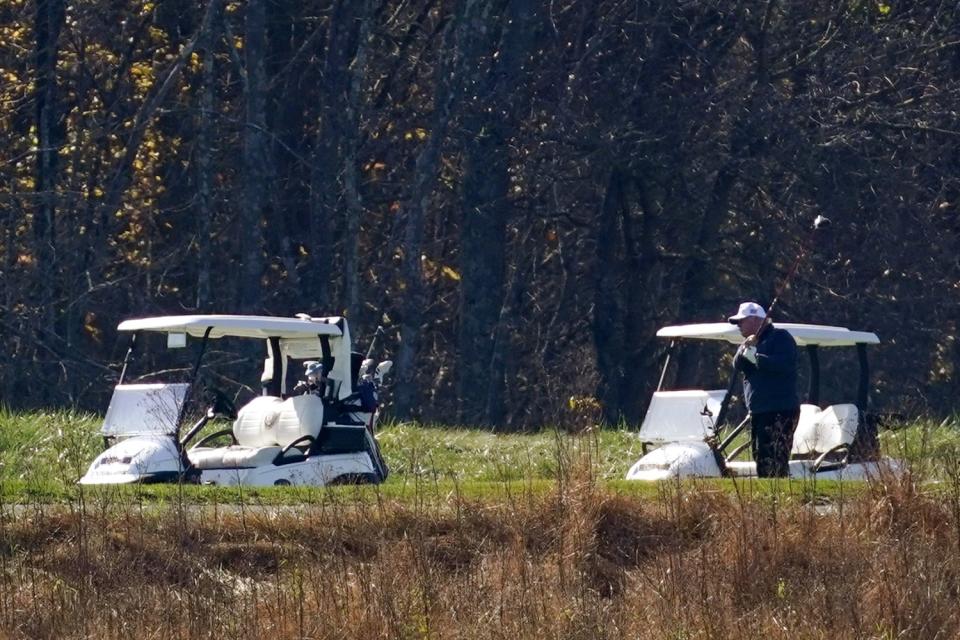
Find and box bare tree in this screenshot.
[33,0,65,326]
[457,0,541,426]
[393,0,468,419]
[195,4,221,310]
[238,0,268,312]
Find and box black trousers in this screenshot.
[751,409,800,478]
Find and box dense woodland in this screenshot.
[1,0,959,427]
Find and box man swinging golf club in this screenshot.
[729,301,799,478]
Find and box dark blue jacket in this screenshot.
[735,324,799,414]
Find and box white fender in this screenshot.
[79,435,182,484]
[625,441,723,481]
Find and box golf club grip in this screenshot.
[365,326,384,359]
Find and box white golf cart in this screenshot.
[625,322,897,481]
[80,315,392,486]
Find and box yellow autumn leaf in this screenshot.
[84,312,102,342]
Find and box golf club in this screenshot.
[709,215,833,466]
[360,325,386,380]
[763,214,831,325]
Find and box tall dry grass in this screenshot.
[2,464,960,638]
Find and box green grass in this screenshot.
[0,410,649,501]
[377,422,646,482]
[0,407,101,497]
[1,408,959,504]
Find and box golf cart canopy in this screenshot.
[652,320,880,418]
[117,314,344,339]
[116,314,356,401]
[656,323,879,347]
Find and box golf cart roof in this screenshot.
[656,322,879,347]
[117,315,345,339]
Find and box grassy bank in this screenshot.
[2,463,959,639]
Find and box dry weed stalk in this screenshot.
[3,458,960,638]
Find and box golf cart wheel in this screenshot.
[328,473,378,486]
[274,479,292,486]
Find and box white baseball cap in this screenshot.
[728,301,767,324]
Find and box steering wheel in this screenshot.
[716,415,752,462]
[206,387,238,420]
[180,387,238,448]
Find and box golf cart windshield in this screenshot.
[639,389,727,443]
[102,383,190,437]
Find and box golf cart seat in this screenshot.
[790,403,859,468]
[188,394,325,469]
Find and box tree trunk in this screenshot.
[262,1,306,301]
[341,0,376,322]
[616,177,660,423]
[307,131,337,311]
[672,94,768,386]
[457,0,539,426]
[33,0,65,328]
[239,0,268,312]
[458,123,508,425]
[671,161,739,386]
[393,1,467,419]
[456,0,505,425]
[306,0,355,311]
[593,169,627,424]
[195,10,219,310]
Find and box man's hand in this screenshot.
[743,334,758,348]
[734,343,758,368]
